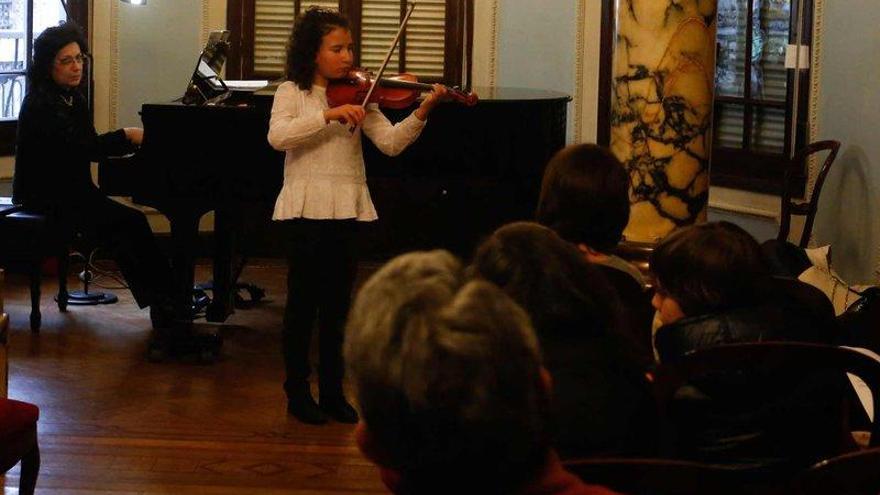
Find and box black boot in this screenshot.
[287,385,327,425]
[319,392,359,424]
[149,298,175,330]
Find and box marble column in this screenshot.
[610,0,718,243]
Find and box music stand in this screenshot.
[182,30,231,105]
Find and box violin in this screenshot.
[326,69,478,109]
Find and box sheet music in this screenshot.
[225,80,269,91]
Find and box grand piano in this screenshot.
[125,85,569,332]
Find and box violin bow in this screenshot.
[350,2,416,133]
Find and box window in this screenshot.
[598,0,812,194]
[0,0,81,155]
[711,0,812,193]
[226,0,470,86]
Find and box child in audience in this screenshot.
[650,221,846,470]
[345,250,621,495]
[651,221,835,354]
[471,222,657,458]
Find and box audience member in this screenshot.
[471,221,656,458]
[536,144,654,346]
[345,250,620,495]
[650,221,846,470]
[651,221,835,353]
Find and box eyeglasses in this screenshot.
[56,54,88,66]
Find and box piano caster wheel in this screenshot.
[199,347,218,365]
[232,284,267,309]
[30,311,41,333]
[194,333,222,364]
[147,343,167,363]
[243,284,266,303]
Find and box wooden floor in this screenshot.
[2,260,385,494]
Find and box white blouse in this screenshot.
[267,81,427,221]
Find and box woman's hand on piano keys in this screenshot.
[124,127,144,146]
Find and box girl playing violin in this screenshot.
[268,7,449,424]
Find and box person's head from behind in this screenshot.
[345,250,551,494]
[470,221,622,342]
[650,221,769,326]
[30,23,88,91]
[536,144,631,254]
[285,7,352,90]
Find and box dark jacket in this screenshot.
[547,332,658,460]
[13,84,132,212]
[656,277,838,359]
[597,264,655,351]
[655,302,846,471]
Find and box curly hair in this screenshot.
[536,144,631,253]
[29,22,88,92]
[285,7,349,90]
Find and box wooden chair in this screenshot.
[1,270,7,397]
[778,140,841,248]
[791,447,880,495]
[653,342,880,459]
[0,398,40,495]
[564,457,782,495]
[0,266,39,494]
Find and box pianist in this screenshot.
[268,8,449,425]
[12,23,175,329]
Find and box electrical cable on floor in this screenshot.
[68,249,129,290]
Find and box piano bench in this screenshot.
[0,208,70,332]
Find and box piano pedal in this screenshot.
[196,281,267,310]
[192,288,212,317]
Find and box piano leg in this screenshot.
[207,206,237,322]
[169,211,201,324]
[147,210,222,363]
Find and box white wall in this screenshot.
[89,0,224,232]
[495,0,577,142]
[116,1,202,128]
[812,0,880,283]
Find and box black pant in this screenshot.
[281,218,359,399]
[44,192,173,309]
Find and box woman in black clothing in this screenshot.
[12,23,173,327]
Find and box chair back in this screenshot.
[791,447,880,495]
[0,268,7,397]
[564,457,781,495]
[778,140,840,248]
[654,342,880,452]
